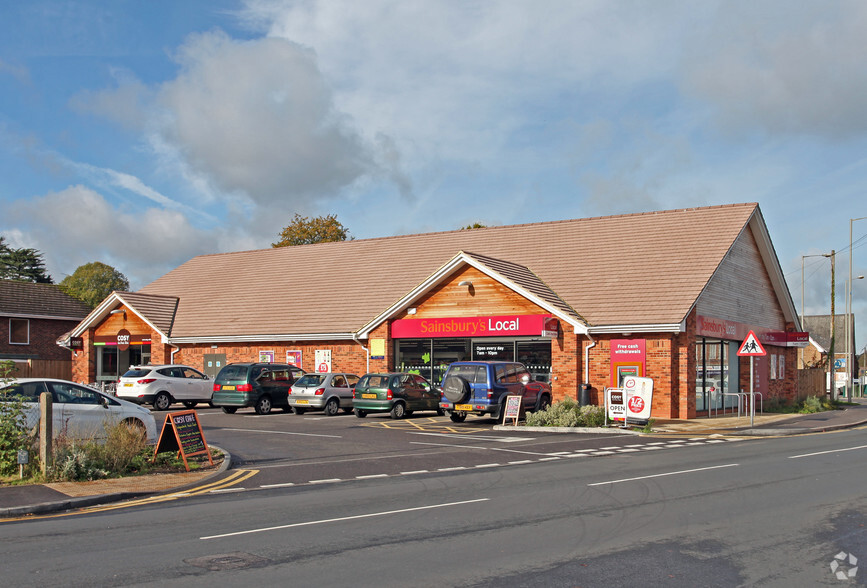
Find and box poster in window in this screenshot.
[778,354,785,379]
[259,350,275,363]
[770,354,777,379]
[286,350,302,368]
[370,338,386,359]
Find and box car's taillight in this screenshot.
[487,388,493,398]
[387,390,393,400]
[314,388,325,396]
[237,383,253,392]
[137,378,156,384]
[213,383,220,392]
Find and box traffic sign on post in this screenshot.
[737,330,767,357]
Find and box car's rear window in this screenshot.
[447,364,487,384]
[295,374,326,387]
[122,369,152,378]
[216,365,250,382]
[359,374,390,388]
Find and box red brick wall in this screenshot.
[551,327,580,402]
[0,316,78,361]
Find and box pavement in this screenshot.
[3,401,867,519]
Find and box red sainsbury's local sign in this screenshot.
[391,315,558,339]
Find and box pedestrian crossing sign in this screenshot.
[737,330,767,356]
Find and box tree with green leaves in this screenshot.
[272,213,351,247]
[59,261,130,308]
[461,222,487,230]
[0,237,52,283]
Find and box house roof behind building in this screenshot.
[0,279,91,320]
[138,203,770,340]
[803,314,855,352]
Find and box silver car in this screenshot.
[1,378,158,444]
[288,373,359,416]
[118,364,213,410]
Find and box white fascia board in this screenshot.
[70,293,123,337]
[809,336,826,354]
[588,321,686,335]
[357,252,588,337]
[4,313,88,321]
[168,333,358,345]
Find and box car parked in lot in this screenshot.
[353,372,442,419]
[1,378,157,444]
[439,361,551,422]
[288,372,359,416]
[211,362,304,415]
[117,364,213,410]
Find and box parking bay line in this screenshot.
[200,498,491,540]
[223,428,342,439]
[587,463,740,486]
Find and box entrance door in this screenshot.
[203,354,227,379]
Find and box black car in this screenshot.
[211,362,304,415]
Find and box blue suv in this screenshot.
[438,361,551,423]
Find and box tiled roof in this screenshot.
[117,292,179,335]
[140,203,761,339]
[803,314,854,352]
[0,279,91,319]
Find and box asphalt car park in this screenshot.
[187,405,743,491]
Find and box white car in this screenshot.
[118,364,213,410]
[0,378,157,444]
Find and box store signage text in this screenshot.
[391,315,556,339]
[696,315,808,348]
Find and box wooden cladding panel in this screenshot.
[696,227,785,329]
[94,306,154,337]
[403,267,545,319]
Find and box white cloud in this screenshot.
[681,1,867,138]
[4,186,218,287]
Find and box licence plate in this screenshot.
[222,385,235,390]
[123,383,133,387]
[455,404,473,411]
[296,399,309,404]
[361,394,377,399]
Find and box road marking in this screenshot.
[260,482,296,488]
[356,474,389,479]
[588,463,740,486]
[309,478,343,484]
[210,488,246,494]
[410,432,536,443]
[437,466,467,471]
[400,470,430,475]
[474,463,501,468]
[789,444,867,459]
[302,415,355,420]
[200,498,491,540]
[223,428,342,439]
[508,460,532,465]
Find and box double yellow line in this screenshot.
[0,469,259,522]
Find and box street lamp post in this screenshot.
[847,216,867,400]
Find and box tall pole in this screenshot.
[848,216,867,400]
[829,250,836,398]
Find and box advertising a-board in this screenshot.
[606,388,626,421]
[622,376,654,422]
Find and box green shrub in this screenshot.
[799,395,832,414]
[0,360,33,476]
[525,398,604,427]
[47,420,149,481]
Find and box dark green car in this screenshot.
[211,362,304,415]
[353,372,442,419]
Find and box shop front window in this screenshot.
[696,339,736,413]
[432,339,470,384]
[97,347,118,382]
[472,341,513,362]
[396,339,431,381]
[517,341,552,382]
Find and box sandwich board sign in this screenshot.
[737,330,767,357]
[606,388,626,421]
[502,395,522,426]
[153,410,213,471]
[622,376,653,422]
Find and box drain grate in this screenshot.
[185,551,270,571]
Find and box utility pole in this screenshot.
[828,250,836,398]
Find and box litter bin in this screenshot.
[579,384,591,406]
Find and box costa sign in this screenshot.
[391,315,557,339]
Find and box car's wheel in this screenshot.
[182,401,198,409]
[355,409,367,418]
[153,392,172,411]
[390,402,406,419]
[324,398,340,416]
[255,396,272,415]
[536,394,551,412]
[221,406,237,414]
[123,418,147,439]
[442,376,471,403]
[449,411,467,423]
[294,407,306,415]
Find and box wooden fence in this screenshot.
[796,367,825,402]
[6,359,72,380]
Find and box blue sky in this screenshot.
[1,1,866,351]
